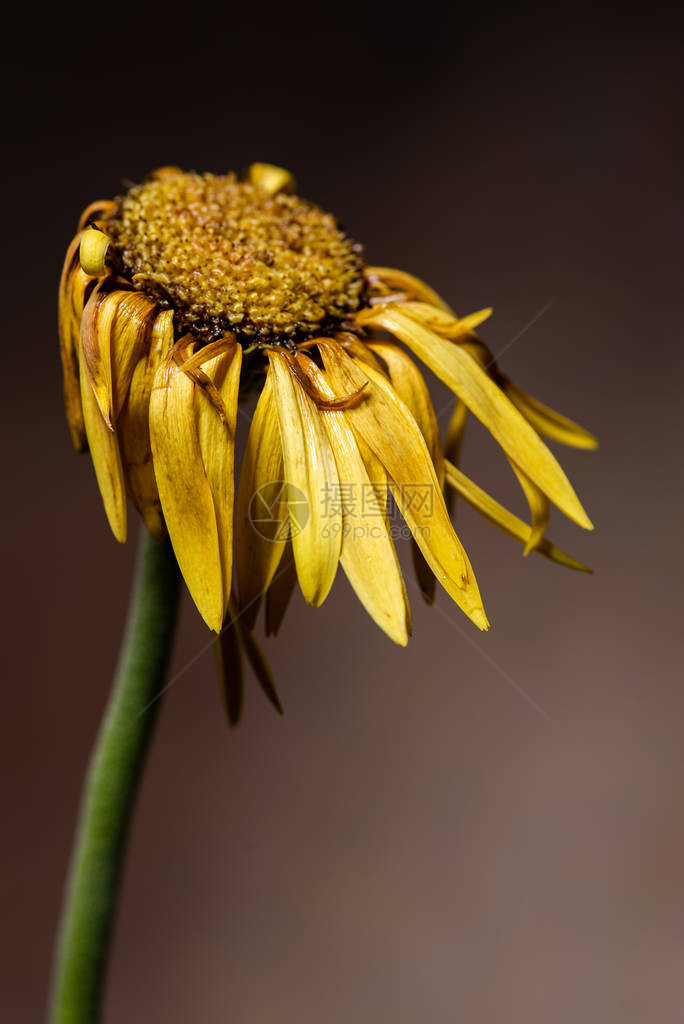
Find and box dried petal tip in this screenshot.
[79,227,111,277]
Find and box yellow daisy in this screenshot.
[59,163,596,703]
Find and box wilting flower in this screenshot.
[59,164,595,710]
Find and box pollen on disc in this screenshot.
[108,171,365,340]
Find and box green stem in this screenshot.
[48,529,181,1024]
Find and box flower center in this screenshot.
[107,171,365,341]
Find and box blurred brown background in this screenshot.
[3,7,683,1022]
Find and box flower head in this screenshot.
[59,164,595,710]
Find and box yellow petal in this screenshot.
[351,431,413,631]
[70,267,94,323]
[367,341,443,608]
[508,459,550,555]
[444,458,591,572]
[235,371,288,629]
[77,199,116,231]
[298,354,411,645]
[268,351,342,606]
[118,311,174,541]
[79,337,127,542]
[368,341,444,486]
[110,293,158,419]
[354,432,389,515]
[445,400,468,467]
[79,227,111,277]
[334,332,386,370]
[503,377,599,450]
[390,301,493,338]
[367,308,593,530]
[58,234,87,451]
[246,162,296,194]
[196,343,242,623]
[149,347,223,632]
[444,400,468,519]
[363,266,453,311]
[319,342,488,630]
[80,286,130,428]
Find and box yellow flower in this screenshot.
[59,164,596,708]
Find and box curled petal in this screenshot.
[79,227,111,277]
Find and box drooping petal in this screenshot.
[79,337,127,543]
[366,307,593,530]
[319,341,488,630]
[195,342,242,623]
[445,400,468,467]
[229,597,283,715]
[368,341,444,606]
[268,350,342,606]
[80,285,131,429]
[110,293,159,419]
[508,459,550,555]
[118,311,174,541]
[149,346,224,632]
[58,233,87,451]
[265,549,298,637]
[444,459,591,572]
[214,598,283,722]
[235,371,288,629]
[298,354,411,645]
[364,266,453,311]
[502,377,599,450]
[213,620,244,726]
[368,341,444,485]
[444,400,468,518]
